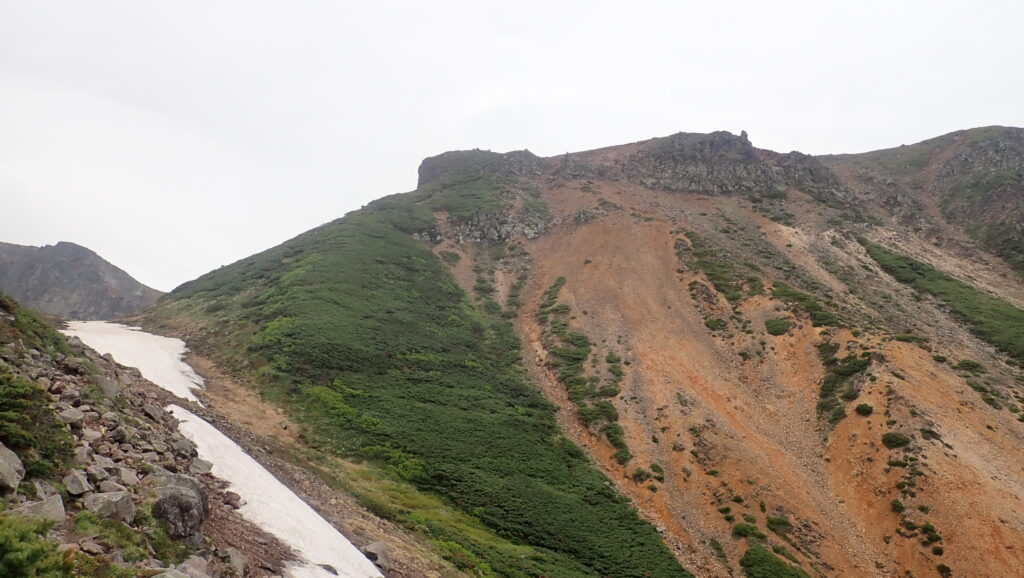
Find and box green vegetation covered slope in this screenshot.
[159,189,689,576]
[860,240,1024,363]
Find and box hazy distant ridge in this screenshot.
[0,241,162,319]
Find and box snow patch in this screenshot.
[63,321,381,578]
[170,405,382,578]
[62,321,204,403]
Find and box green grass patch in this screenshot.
[861,240,1024,362]
[771,283,840,327]
[740,543,809,578]
[764,318,792,336]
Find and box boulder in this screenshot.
[84,491,136,523]
[223,547,246,577]
[176,555,211,578]
[170,437,196,457]
[118,467,140,486]
[153,570,190,578]
[62,470,94,495]
[95,375,119,397]
[72,445,91,466]
[9,494,65,522]
[189,458,213,475]
[361,541,393,571]
[81,428,103,443]
[85,465,109,482]
[98,480,127,493]
[148,474,209,539]
[142,403,165,422]
[58,407,85,425]
[0,442,25,492]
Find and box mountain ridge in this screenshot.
[0,240,163,320]
[143,126,1024,578]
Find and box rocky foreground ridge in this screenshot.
[0,292,302,576]
[0,241,162,320]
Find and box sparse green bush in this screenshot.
[0,372,73,477]
[855,403,874,416]
[739,543,809,578]
[705,318,728,331]
[765,318,792,336]
[882,432,911,449]
[890,499,905,513]
[732,523,765,540]
[631,468,651,483]
[0,515,71,576]
[766,516,791,535]
[954,359,985,373]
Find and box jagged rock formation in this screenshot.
[0,241,162,320]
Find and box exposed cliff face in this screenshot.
[0,241,162,320]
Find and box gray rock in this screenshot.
[170,437,196,457]
[59,407,85,424]
[81,428,103,443]
[72,445,92,465]
[62,470,94,495]
[32,479,56,498]
[189,458,213,475]
[109,425,137,443]
[148,474,209,539]
[98,480,127,493]
[85,465,109,482]
[9,495,65,522]
[84,491,135,523]
[0,442,25,492]
[224,547,246,577]
[142,403,165,422]
[153,570,190,578]
[80,540,105,555]
[361,541,393,571]
[176,555,211,578]
[93,454,116,470]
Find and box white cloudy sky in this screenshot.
[2,1,1022,291]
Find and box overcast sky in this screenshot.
[2,1,1022,291]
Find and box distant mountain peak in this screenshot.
[0,241,162,320]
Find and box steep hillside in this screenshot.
[821,126,1024,274]
[145,128,1024,578]
[0,241,162,320]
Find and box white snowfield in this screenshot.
[63,321,204,403]
[63,322,383,578]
